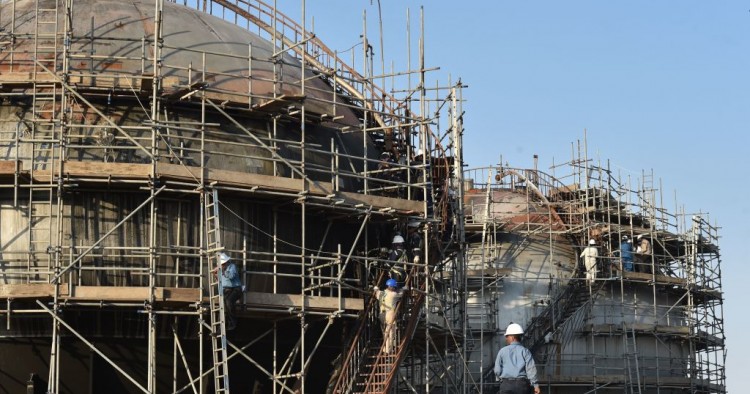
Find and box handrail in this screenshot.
[331,272,384,393]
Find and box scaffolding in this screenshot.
[461,140,726,393]
[0,0,469,392]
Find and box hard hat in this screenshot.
[385,278,398,288]
[589,239,596,245]
[219,252,231,264]
[408,220,420,228]
[380,151,391,158]
[622,235,629,241]
[505,323,524,336]
[392,235,405,244]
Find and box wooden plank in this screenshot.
[0,284,64,298]
[67,286,153,301]
[0,160,18,175]
[63,161,152,179]
[339,191,424,213]
[160,287,202,303]
[243,291,364,311]
[26,160,423,213]
[63,286,201,302]
[622,271,687,286]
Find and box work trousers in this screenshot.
[223,286,242,329]
[498,378,532,394]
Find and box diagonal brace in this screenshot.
[52,185,167,283]
[34,60,153,159]
[36,300,149,394]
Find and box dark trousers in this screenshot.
[498,378,531,394]
[223,286,242,328]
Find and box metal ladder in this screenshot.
[204,188,231,393]
[25,0,61,284]
[622,323,642,394]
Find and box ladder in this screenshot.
[622,323,642,394]
[204,188,231,393]
[25,0,62,283]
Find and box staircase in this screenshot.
[204,188,231,394]
[522,276,605,354]
[332,270,425,394]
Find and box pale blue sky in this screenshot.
[285,1,746,391]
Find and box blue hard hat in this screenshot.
[386,279,398,288]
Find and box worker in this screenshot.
[388,234,408,285]
[494,323,540,394]
[636,234,652,273]
[620,236,633,272]
[580,239,599,286]
[373,278,408,353]
[406,220,423,264]
[375,151,396,195]
[218,252,242,330]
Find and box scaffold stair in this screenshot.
[204,188,231,394]
[523,276,605,354]
[332,269,426,394]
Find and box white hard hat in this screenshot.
[589,239,596,245]
[622,235,629,241]
[219,252,231,264]
[392,235,405,244]
[505,323,524,336]
[408,220,420,228]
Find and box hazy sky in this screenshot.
[278,1,746,391]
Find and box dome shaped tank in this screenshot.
[461,167,724,393]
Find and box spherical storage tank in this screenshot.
[462,173,707,393]
[0,0,380,392]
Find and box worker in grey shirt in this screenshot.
[494,323,540,394]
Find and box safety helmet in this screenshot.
[392,235,405,244]
[219,252,231,264]
[589,239,596,245]
[622,235,629,241]
[380,151,391,158]
[385,278,398,288]
[505,323,524,336]
[408,220,420,228]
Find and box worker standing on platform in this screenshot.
[388,235,408,285]
[373,279,407,354]
[636,234,652,273]
[619,236,634,272]
[494,323,540,394]
[219,252,242,330]
[406,221,423,265]
[580,239,599,286]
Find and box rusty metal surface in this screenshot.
[0,0,357,123]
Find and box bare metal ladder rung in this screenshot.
[204,188,230,393]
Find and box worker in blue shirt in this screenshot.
[619,235,634,272]
[218,252,242,330]
[494,323,540,394]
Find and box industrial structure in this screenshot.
[461,148,726,393]
[0,0,725,393]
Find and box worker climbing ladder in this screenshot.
[204,188,231,393]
